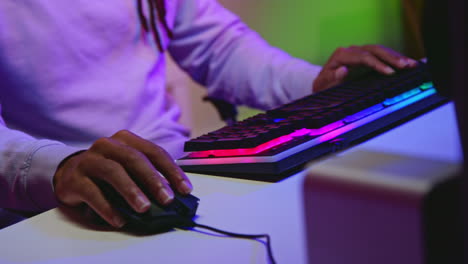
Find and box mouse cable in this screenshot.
[191,222,276,264]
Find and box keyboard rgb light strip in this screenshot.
[187,83,435,158]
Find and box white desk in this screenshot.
[0,103,462,264]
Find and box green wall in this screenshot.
[219,0,405,119]
[221,0,404,65]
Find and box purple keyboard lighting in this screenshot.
[177,63,448,182]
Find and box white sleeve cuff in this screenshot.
[25,142,84,211]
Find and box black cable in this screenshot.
[193,223,276,264]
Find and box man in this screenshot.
[0,0,416,228]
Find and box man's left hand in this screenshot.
[313,45,418,93]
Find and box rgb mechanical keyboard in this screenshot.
[176,62,448,182]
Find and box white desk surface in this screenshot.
[0,103,462,264]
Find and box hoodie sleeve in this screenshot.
[168,0,322,110]
[0,107,82,212]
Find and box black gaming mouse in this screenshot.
[98,182,199,234]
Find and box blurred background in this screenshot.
[166,0,424,138]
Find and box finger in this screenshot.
[79,178,126,228]
[82,157,151,213]
[363,45,418,69]
[90,137,175,205]
[313,69,337,93]
[112,130,193,195]
[313,66,348,93]
[343,48,396,75]
[334,66,348,83]
[327,46,394,75]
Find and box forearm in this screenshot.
[169,0,321,110]
[202,31,321,110]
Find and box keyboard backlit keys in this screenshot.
[343,104,384,124]
[383,88,421,106]
[419,82,434,90]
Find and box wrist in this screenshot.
[53,150,86,190]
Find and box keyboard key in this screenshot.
[420,82,434,90]
[184,62,436,152]
[383,88,421,106]
[343,104,384,124]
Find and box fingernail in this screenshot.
[180,180,193,195]
[159,188,174,204]
[136,193,151,211]
[334,66,348,80]
[384,67,395,74]
[113,216,126,228]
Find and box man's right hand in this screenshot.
[53,130,193,228]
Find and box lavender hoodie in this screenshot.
[0,0,321,211]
